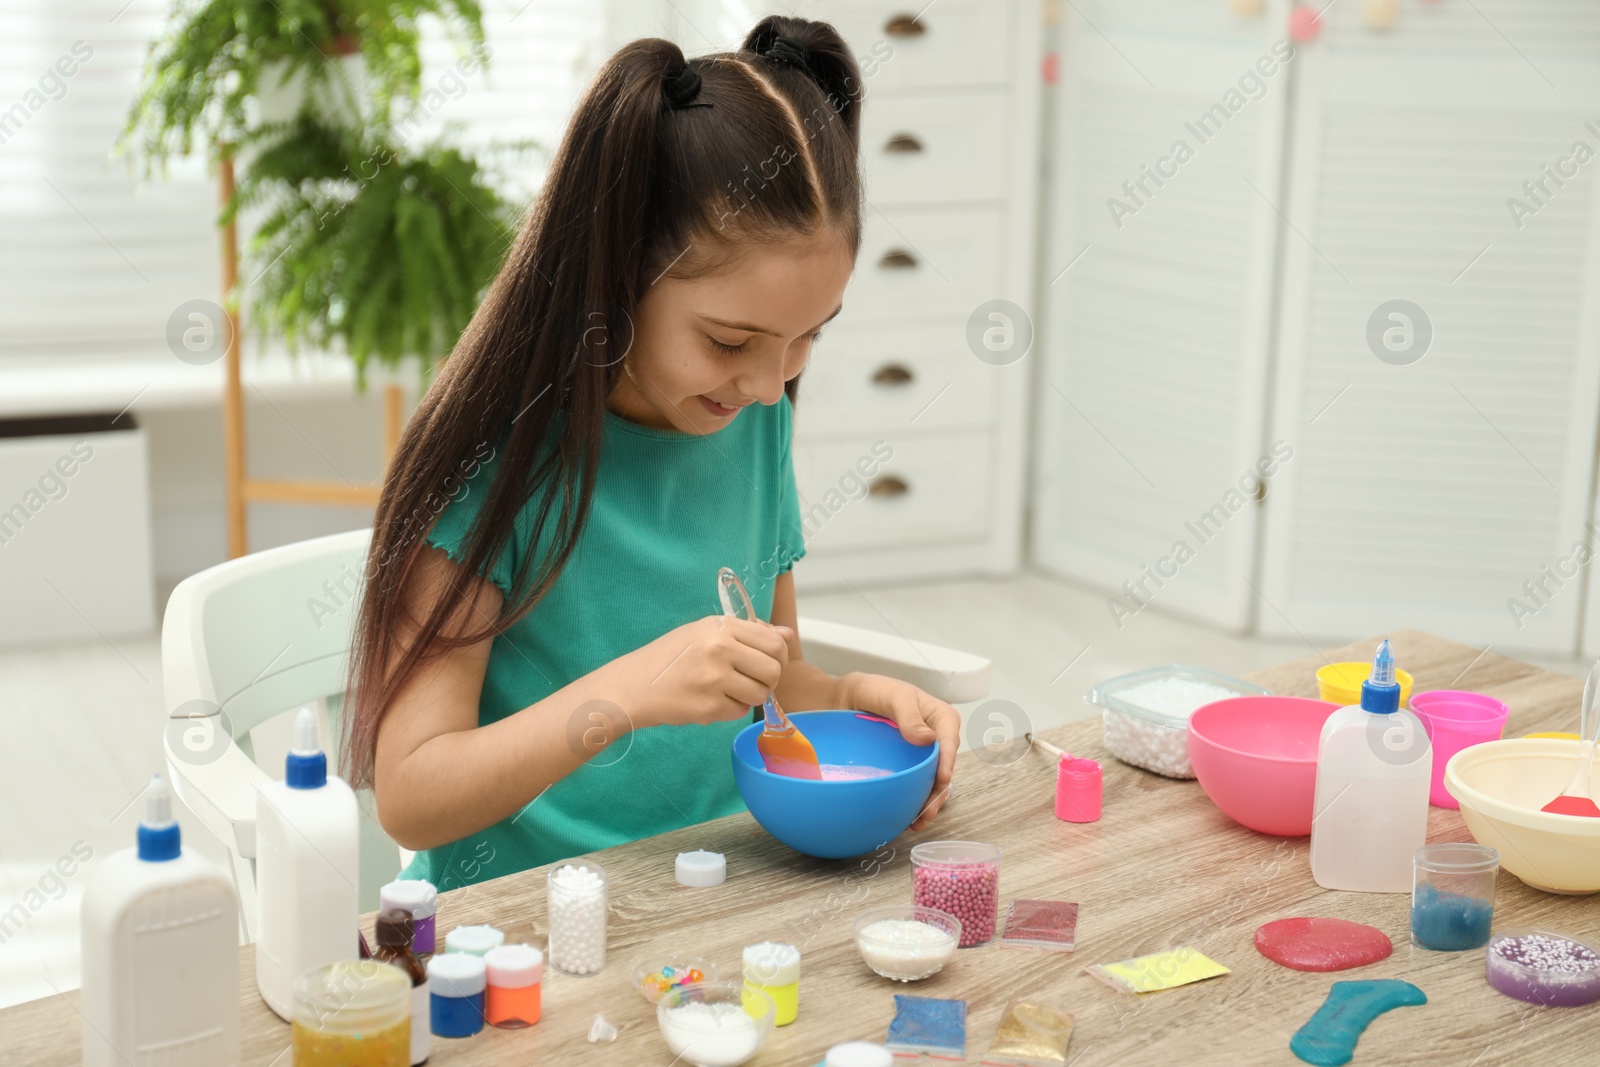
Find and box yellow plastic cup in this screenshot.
[1523,731,1580,740]
[1316,661,1414,708]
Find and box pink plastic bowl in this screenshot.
[1188,695,1341,836]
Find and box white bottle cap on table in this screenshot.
[675,850,727,887]
[445,924,504,956]
[826,1042,893,1067]
[484,944,542,988]
[426,952,487,997]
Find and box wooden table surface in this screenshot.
[7,629,1598,1065]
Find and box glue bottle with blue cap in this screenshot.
[1310,639,1431,893]
[81,775,240,1065]
[255,707,360,1020]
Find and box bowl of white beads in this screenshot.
[852,905,961,981]
[1085,665,1270,778]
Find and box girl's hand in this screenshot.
[614,615,793,729]
[842,673,960,830]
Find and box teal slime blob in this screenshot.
[1290,980,1426,1067]
[1410,883,1492,950]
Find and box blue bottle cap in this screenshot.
[1360,639,1401,715]
[284,707,328,788]
[136,775,181,862]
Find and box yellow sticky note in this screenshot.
[1084,947,1230,994]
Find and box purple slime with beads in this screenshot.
[1485,930,1600,1007]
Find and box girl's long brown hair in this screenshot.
[342,17,864,788]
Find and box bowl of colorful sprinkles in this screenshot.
[853,905,962,982]
[1485,929,1600,1007]
[632,956,719,1003]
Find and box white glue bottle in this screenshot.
[1310,639,1431,892]
[255,706,360,1020]
[80,775,240,1066]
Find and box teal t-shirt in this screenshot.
[399,397,806,892]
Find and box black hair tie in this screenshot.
[663,65,710,110]
[764,35,809,70]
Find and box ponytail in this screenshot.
[743,16,863,147]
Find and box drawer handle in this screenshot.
[878,249,918,270]
[872,363,914,385]
[884,133,923,154]
[868,475,910,498]
[884,14,926,37]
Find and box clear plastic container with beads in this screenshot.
[910,841,1000,949]
[1484,928,1600,1007]
[1086,664,1270,778]
[547,858,608,977]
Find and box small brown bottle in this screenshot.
[373,909,430,1065]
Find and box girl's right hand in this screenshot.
[612,615,793,729]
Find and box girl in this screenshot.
[344,16,960,892]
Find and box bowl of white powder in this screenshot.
[1085,665,1270,778]
[853,905,961,981]
[656,982,773,1067]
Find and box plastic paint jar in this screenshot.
[444,924,504,958]
[1056,757,1102,823]
[427,952,487,1038]
[743,941,800,1026]
[911,841,1001,948]
[548,859,608,976]
[484,944,543,1028]
[291,961,410,1067]
[380,880,438,955]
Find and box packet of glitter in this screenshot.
[885,994,966,1060]
[981,999,1074,1066]
[1001,899,1079,952]
[1084,946,1229,994]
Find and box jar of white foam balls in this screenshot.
[1086,666,1268,778]
[547,859,608,976]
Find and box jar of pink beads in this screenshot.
[910,841,1000,948]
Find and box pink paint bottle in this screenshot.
[1056,757,1102,822]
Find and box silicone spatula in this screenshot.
[1543,657,1600,817]
[716,567,822,780]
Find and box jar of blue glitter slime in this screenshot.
[1411,843,1498,951]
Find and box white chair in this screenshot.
[162,529,991,941]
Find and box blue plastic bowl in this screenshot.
[732,711,939,859]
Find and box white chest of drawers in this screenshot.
[787,0,1044,590]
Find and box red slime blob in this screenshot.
[1255,917,1392,972]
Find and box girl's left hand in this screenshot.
[841,672,960,830]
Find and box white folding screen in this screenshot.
[1260,0,1600,657]
[1031,0,1291,631]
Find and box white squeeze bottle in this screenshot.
[80,775,240,1066]
[1310,639,1431,892]
[255,706,360,1020]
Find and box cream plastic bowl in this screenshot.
[1444,738,1600,895]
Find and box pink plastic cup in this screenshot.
[1410,691,1510,809]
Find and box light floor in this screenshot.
[0,568,1586,1010]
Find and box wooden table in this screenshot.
[8,630,1597,1065]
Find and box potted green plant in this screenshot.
[121,0,514,553]
[226,112,514,386]
[122,0,485,166]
